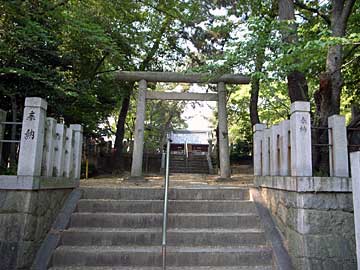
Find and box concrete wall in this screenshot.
[256,176,356,270]
[0,189,72,269]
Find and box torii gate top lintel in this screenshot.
[116,71,250,84]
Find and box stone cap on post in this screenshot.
[253,123,267,133]
[24,97,48,110]
[70,124,83,132]
[290,101,310,114]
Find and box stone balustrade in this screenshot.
[0,97,83,190]
[253,101,357,270]
[253,101,349,178]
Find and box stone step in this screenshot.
[61,228,267,246]
[170,168,209,172]
[81,188,250,201]
[52,246,273,267]
[50,266,273,270]
[170,164,208,167]
[170,170,210,174]
[76,199,256,214]
[169,166,209,169]
[70,213,261,229]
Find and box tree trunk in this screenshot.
[278,0,309,102]
[113,82,134,172]
[250,77,260,127]
[250,48,265,126]
[287,71,309,102]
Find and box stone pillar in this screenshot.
[17,97,47,178]
[290,102,312,176]
[253,123,266,176]
[261,128,271,176]
[0,109,7,165]
[279,120,291,176]
[54,123,66,177]
[70,124,83,181]
[130,79,147,178]
[328,115,349,177]
[64,127,74,178]
[42,118,57,177]
[350,151,360,268]
[270,124,280,176]
[217,82,231,179]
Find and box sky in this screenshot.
[180,84,216,131]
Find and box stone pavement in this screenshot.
[80,172,254,189]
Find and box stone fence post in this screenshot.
[328,115,349,177]
[261,128,271,176]
[70,124,83,181]
[279,120,291,176]
[290,101,312,176]
[253,123,266,176]
[17,97,48,179]
[54,123,66,177]
[64,127,75,178]
[0,109,7,166]
[350,151,360,268]
[42,118,57,177]
[270,124,280,176]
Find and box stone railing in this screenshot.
[253,101,357,270]
[0,97,83,190]
[253,101,350,178]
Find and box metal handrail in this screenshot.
[162,134,171,270]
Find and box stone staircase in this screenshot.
[49,187,274,269]
[170,154,210,174]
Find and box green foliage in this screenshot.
[0,0,216,137]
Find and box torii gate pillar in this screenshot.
[217,82,231,179]
[130,79,147,178]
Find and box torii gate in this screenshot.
[116,71,250,180]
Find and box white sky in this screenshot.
[181,84,216,131]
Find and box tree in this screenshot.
[279,0,309,102]
[314,0,356,126]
